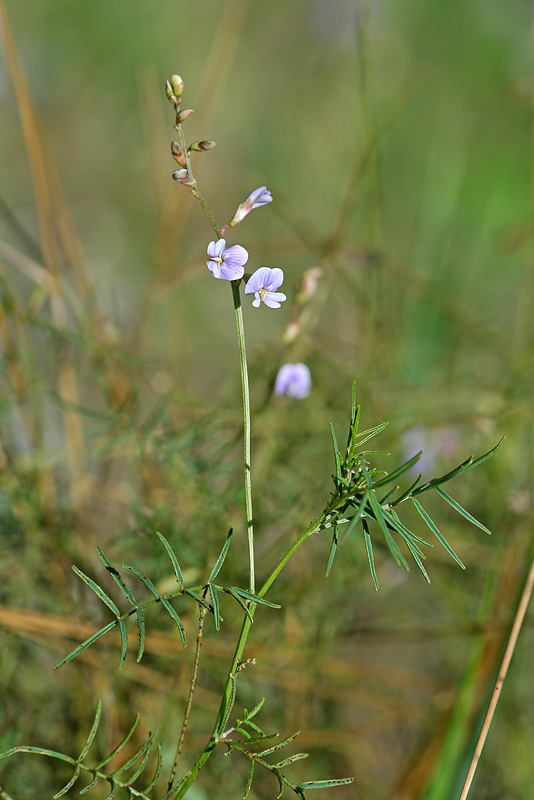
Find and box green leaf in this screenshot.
[210,528,233,581]
[97,548,136,606]
[243,759,254,799]
[230,587,281,609]
[79,777,99,795]
[325,523,339,577]
[362,519,379,591]
[122,565,159,597]
[78,699,102,761]
[53,765,81,798]
[0,746,76,765]
[412,498,465,568]
[225,587,254,622]
[353,421,388,448]
[155,531,184,588]
[184,588,212,610]
[72,567,120,617]
[93,715,140,770]
[366,487,409,571]
[274,753,309,769]
[330,423,342,481]
[298,778,354,790]
[209,583,221,630]
[142,742,162,793]
[54,620,117,670]
[244,698,265,721]
[435,487,491,534]
[372,451,423,488]
[160,598,187,646]
[115,731,155,780]
[258,730,301,757]
[118,619,128,668]
[391,473,423,506]
[136,607,146,662]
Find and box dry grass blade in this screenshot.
[458,551,534,800]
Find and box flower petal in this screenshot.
[218,262,245,281]
[223,244,249,268]
[264,267,284,291]
[207,239,226,259]
[245,266,271,294]
[252,295,262,308]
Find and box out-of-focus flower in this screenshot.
[401,426,459,476]
[245,267,286,308]
[274,363,312,399]
[229,186,273,227]
[206,239,248,280]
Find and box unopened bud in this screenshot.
[171,141,187,166]
[171,169,197,188]
[295,267,322,304]
[175,108,194,125]
[188,140,216,152]
[165,80,177,105]
[170,74,184,97]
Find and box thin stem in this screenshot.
[458,551,534,800]
[173,510,326,799]
[231,281,255,594]
[166,600,208,794]
[178,133,255,594]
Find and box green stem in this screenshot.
[173,510,326,799]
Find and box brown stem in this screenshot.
[166,599,208,794]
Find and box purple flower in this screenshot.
[207,239,248,280]
[245,267,287,308]
[274,363,312,399]
[229,186,273,227]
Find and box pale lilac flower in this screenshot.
[229,186,273,227]
[206,239,248,280]
[274,363,312,399]
[401,426,459,476]
[245,267,287,308]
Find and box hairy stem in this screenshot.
[166,599,208,794]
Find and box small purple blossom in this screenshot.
[274,363,312,399]
[401,425,459,476]
[206,239,248,280]
[229,186,273,227]
[245,267,287,308]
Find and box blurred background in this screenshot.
[1,0,533,798]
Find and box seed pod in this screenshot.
[175,108,194,125]
[188,140,216,152]
[171,141,187,166]
[170,74,184,97]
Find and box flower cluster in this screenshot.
[204,187,288,311]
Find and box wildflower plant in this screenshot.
[0,73,505,800]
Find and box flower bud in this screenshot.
[171,141,187,166]
[165,80,177,105]
[170,74,184,97]
[229,186,272,227]
[188,140,216,152]
[175,108,194,125]
[171,169,197,188]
